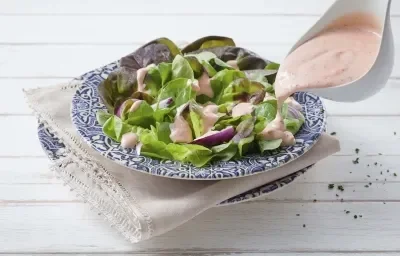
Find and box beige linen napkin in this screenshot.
[24,81,340,243]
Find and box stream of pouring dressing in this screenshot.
[260,12,382,145]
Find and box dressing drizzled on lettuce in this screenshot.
[96,36,305,167]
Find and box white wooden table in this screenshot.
[1,0,400,254]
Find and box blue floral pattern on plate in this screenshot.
[37,123,313,206]
[71,62,326,180]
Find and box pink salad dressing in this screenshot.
[202,104,220,134]
[128,100,143,113]
[196,72,214,98]
[136,64,155,93]
[121,132,139,148]
[170,115,193,143]
[232,102,254,117]
[261,12,382,144]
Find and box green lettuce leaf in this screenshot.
[209,58,235,72]
[172,55,194,80]
[201,60,218,77]
[244,70,276,91]
[125,101,155,128]
[211,141,238,161]
[254,117,268,133]
[189,110,203,138]
[130,91,155,104]
[153,107,174,122]
[102,115,133,142]
[98,69,136,113]
[255,100,277,122]
[210,69,246,104]
[237,56,268,70]
[156,122,172,144]
[258,139,282,152]
[166,143,213,167]
[220,78,265,104]
[265,62,280,70]
[232,117,255,143]
[214,115,242,130]
[140,132,173,160]
[185,51,219,77]
[143,65,162,97]
[184,56,203,78]
[285,118,304,135]
[157,63,172,85]
[238,135,255,156]
[96,110,112,126]
[186,51,218,62]
[188,46,266,64]
[158,78,196,108]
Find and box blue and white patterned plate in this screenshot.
[71,62,326,180]
[37,123,313,206]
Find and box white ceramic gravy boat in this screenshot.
[285,0,394,102]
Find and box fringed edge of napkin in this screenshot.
[22,81,153,243]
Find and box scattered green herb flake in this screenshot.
[394,131,397,135]
[387,170,390,173]
[367,175,370,178]
[336,194,339,197]
[394,173,397,177]
[353,158,360,164]
[369,182,372,186]
[341,198,344,202]
[374,162,378,166]
[303,224,306,228]
[330,132,337,136]
[328,184,335,189]
[338,185,344,192]
[381,171,383,175]
[296,214,300,216]
[384,202,386,204]
[313,199,317,203]
[365,185,369,188]
[379,153,382,155]
[346,211,350,214]
[354,215,358,219]
[367,164,370,167]
[359,215,362,218]
[355,148,360,154]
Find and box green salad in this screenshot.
[96,36,305,167]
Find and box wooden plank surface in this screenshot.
[2,15,400,44]
[1,0,400,254]
[1,202,400,253]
